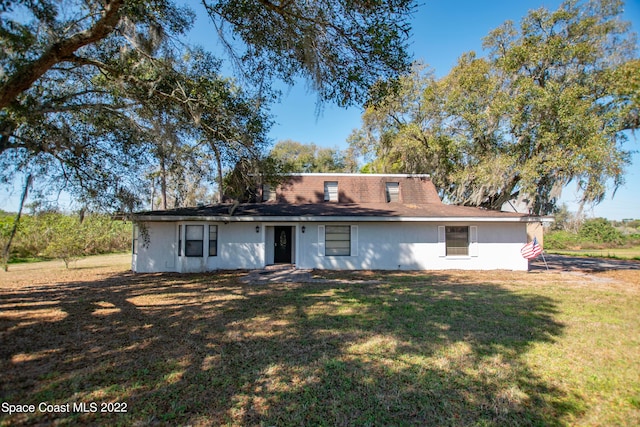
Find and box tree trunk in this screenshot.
[2,174,32,271]
[211,142,224,203]
[150,176,156,210]
[160,162,168,210]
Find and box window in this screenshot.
[324,181,338,201]
[185,225,204,257]
[262,184,276,201]
[178,224,182,256]
[385,182,400,202]
[325,225,350,256]
[132,224,139,254]
[209,225,218,256]
[446,226,469,256]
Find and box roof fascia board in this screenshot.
[278,173,431,178]
[135,215,551,223]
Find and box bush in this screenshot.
[544,230,582,250]
[42,215,85,268]
[545,218,630,250]
[2,212,132,264]
[544,231,578,249]
[579,218,624,246]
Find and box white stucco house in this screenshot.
[131,173,549,273]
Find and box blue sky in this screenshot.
[1,0,638,219]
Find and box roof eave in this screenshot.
[134,215,551,223]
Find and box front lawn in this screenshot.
[546,246,640,260]
[1,259,639,426]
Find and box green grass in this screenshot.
[547,246,640,260]
[5,250,132,265]
[5,255,50,264]
[1,265,639,426]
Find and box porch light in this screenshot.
[301,226,306,233]
[256,225,260,233]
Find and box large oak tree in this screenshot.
[350,0,638,215]
[0,0,414,208]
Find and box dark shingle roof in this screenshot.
[135,202,539,220]
[134,174,549,222]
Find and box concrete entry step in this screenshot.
[241,265,312,283]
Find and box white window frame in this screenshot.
[132,224,139,254]
[385,182,400,202]
[320,225,358,256]
[262,184,276,201]
[324,181,338,201]
[209,225,218,256]
[438,225,478,257]
[446,226,469,256]
[185,225,204,257]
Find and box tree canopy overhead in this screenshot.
[0,0,415,210]
[350,0,639,215]
[0,0,194,110]
[205,0,414,106]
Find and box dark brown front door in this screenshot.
[274,226,292,263]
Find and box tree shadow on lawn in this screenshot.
[1,271,577,426]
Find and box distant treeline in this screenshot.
[1,211,132,266]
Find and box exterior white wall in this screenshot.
[265,226,275,265]
[132,222,178,273]
[133,221,265,273]
[212,222,264,270]
[296,222,529,271]
[133,220,530,273]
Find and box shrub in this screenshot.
[546,218,630,250]
[42,215,85,268]
[579,218,624,245]
[3,212,131,264]
[544,230,582,250]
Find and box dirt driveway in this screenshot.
[530,253,640,272]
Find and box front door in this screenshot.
[274,226,292,263]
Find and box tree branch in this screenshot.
[0,0,124,109]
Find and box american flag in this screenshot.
[521,237,542,260]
